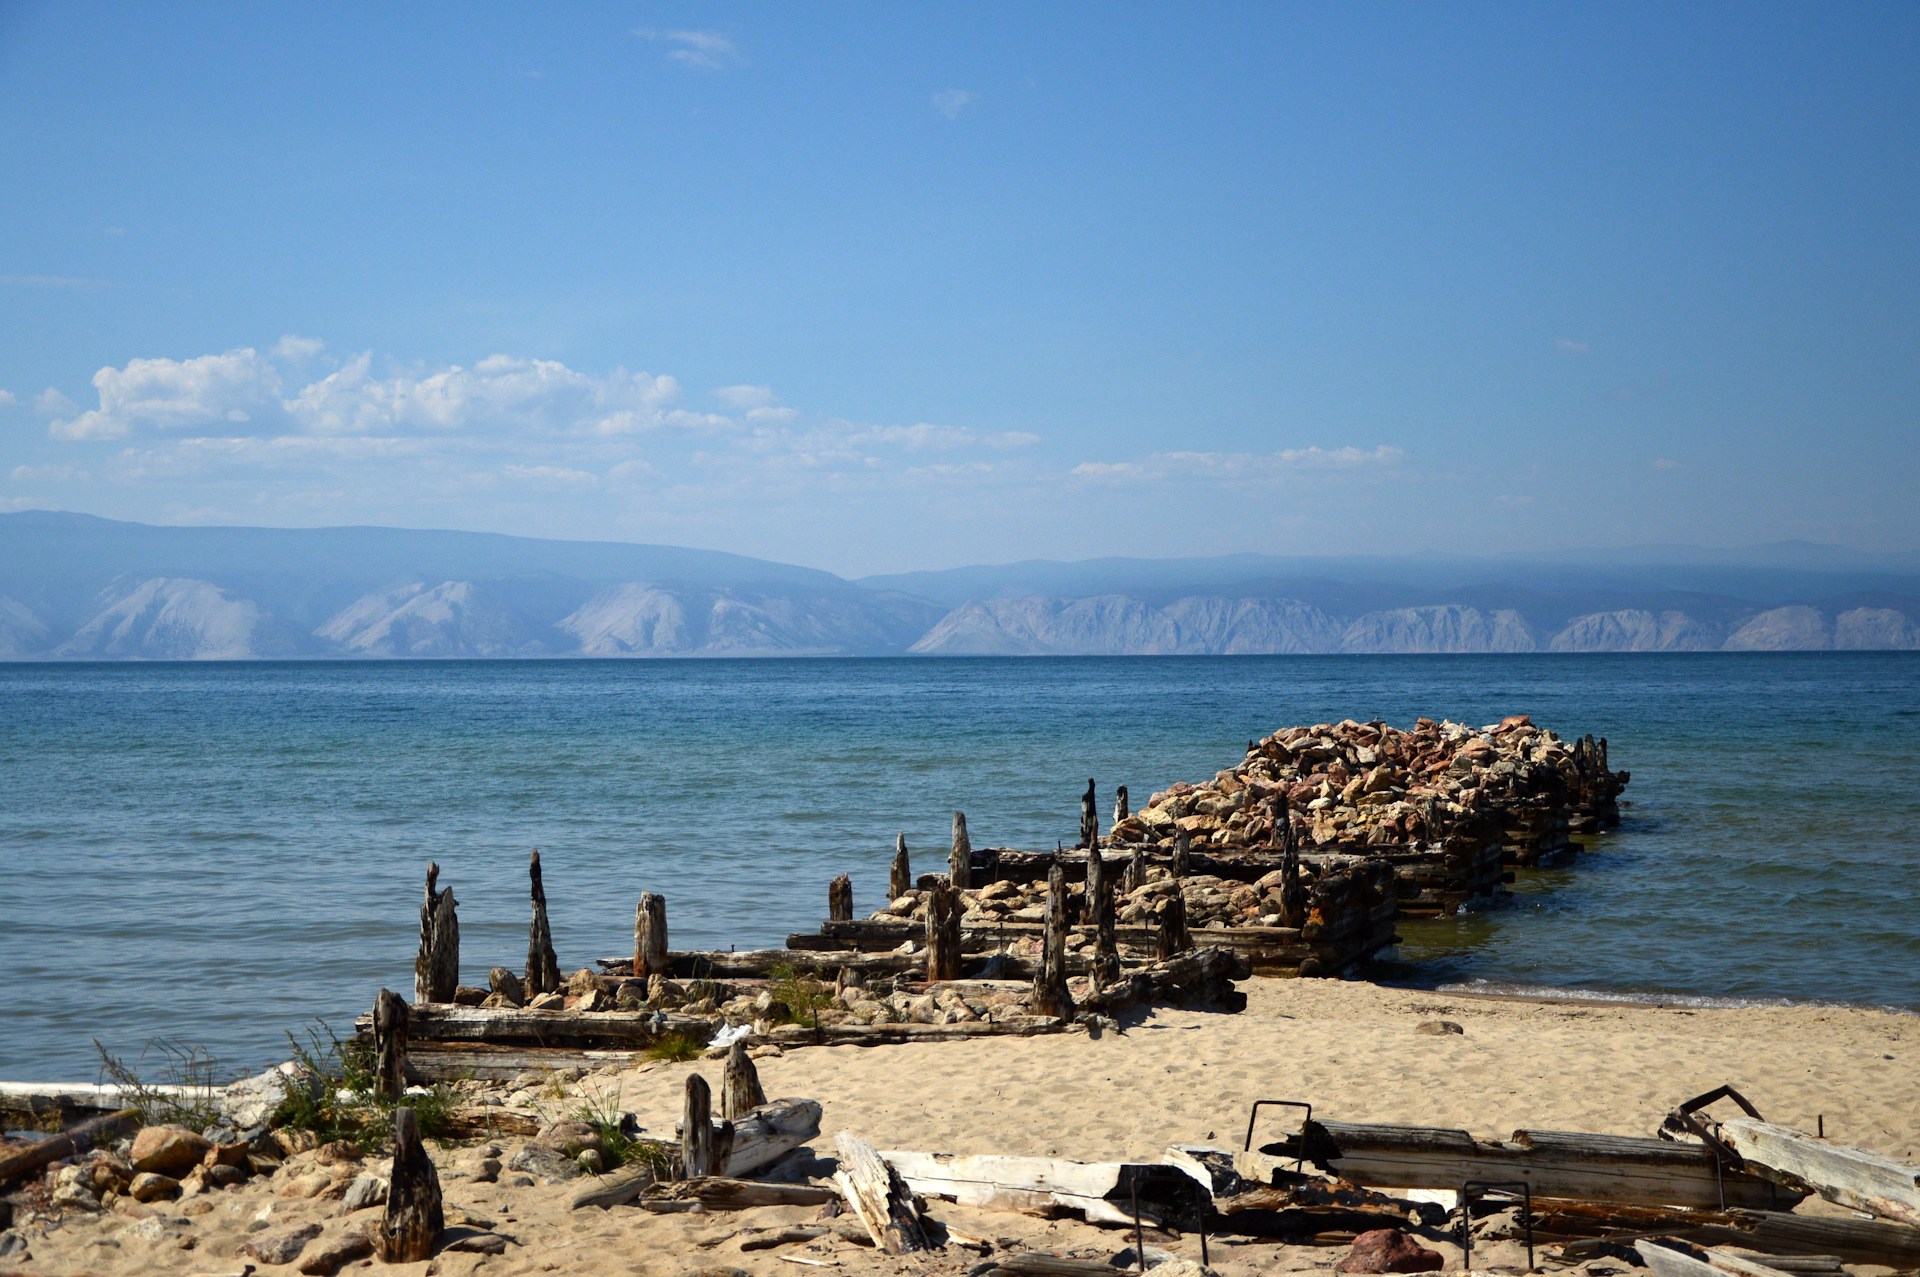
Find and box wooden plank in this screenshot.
[1260,1119,1794,1210]
[646,1177,839,1209]
[1721,1118,1920,1226]
[355,1004,716,1046]
[881,1149,1211,1230]
[1725,1208,1920,1268]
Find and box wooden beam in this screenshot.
[880,1149,1211,1230]
[1721,1118,1920,1226]
[836,1131,931,1254]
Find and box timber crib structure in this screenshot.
[356,714,1626,1086]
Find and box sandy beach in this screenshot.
[8,977,1915,1277]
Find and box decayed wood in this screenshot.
[378,1106,444,1262]
[1720,1207,1920,1268]
[673,1097,823,1178]
[1080,779,1098,849]
[950,812,972,889]
[572,1160,657,1209]
[1113,785,1129,827]
[526,849,561,996]
[835,1131,930,1254]
[647,1177,840,1209]
[1259,1119,1795,1210]
[0,1107,137,1186]
[881,1150,1212,1230]
[359,1003,716,1045]
[1171,827,1190,879]
[681,1073,719,1179]
[926,878,963,983]
[828,874,854,923]
[1721,1117,1920,1226]
[1085,848,1120,992]
[891,834,912,900]
[722,1040,766,1120]
[764,1017,1070,1047]
[990,1253,1116,1277]
[1078,947,1248,1016]
[1030,864,1074,1018]
[372,987,408,1101]
[415,862,459,1004]
[1124,844,1145,895]
[1155,892,1191,960]
[636,892,669,979]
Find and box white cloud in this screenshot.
[712,384,776,410]
[503,463,598,486]
[932,89,975,119]
[10,464,89,482]
[1071,445,1406,483]
[50,347,286,440]
[636,28,738,69]
[35,388,80,417]
[0,390,15,408]
[273,335,325,361]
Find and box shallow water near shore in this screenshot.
[2,653,1916,1079]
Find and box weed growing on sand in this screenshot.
[643,1031,704,1062]
[92,1038,226,1130]
[274,1022,461,1152]
[571,1088,671,1177]
[765,964,837,1026]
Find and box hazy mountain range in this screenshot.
[2,511,1917,660]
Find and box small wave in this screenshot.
[1434,978,1920,1016]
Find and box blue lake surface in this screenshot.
[2,654,1916,1079]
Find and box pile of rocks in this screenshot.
[1112,715,1627,861]
[873,867,1326,932]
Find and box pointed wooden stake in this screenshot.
[1080,778,1098,849]
[378,1106,444,1262]
[1086,849,1120,993]
[925,878,963,983]
[1032,864,1075,1018]
[526,849,561,996]
[636,892,669,979]
[682,1073,717,1179]
[414,863,458,1004]
[722,1040,767,1121]
[890,833,911,900]
[372,988,408,1101]
[828,874,854,922]
[1171,826,1191,879]
[1113,784,1129,827]
[949,812,971,889]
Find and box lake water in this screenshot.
[2,654,1916,1080]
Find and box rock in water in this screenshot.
[1336,1228,1444,1273]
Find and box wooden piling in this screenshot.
[414,863,458,1005]
[1156,892,1192,960]
[527,849,561,996]
[636,892,669,979]
[925,879,963,983]
[722,1040,767,1121]
[682,1073,717,1179]
[1086,849,1121,992]
[1080,778,1099,849]
[1032,864,1075,1018]
[378,1106,444,1262]
[950,812,972,889]
[1114,784,1129,827]
[828,874,854,923]
[891,833,911,900]
[1171,827,1191,879]
[373,988,408,1101]
[1124,843,1146,896]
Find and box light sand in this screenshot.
[9,978,1916,1277]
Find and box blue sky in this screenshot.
[1,2,1915,574]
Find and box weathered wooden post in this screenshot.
[1277,838,1307,927]
[527,849,561,996]
[722,1040,766,1120]
[1113,784,1129,828]
[949,812,971,889]
[682,1073,716,1179]
[890,833,911,900]
[1171,826,1191,879]
[1032,864,1075,1018]
[1080,779,1098,849]
[1124,843,1146,896]
[828,874,854,922]
[414,862,458,1005]
[378,1106,444,1262]
[372,988,408,1102]
[1086,849,1120,993]
[1156,891,1192,960]
[925,879,962,982]
[636,892,669,979]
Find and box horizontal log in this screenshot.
[400,1043,653,1081]
[764,1017,1070,1047]
[881,1149,1211,1230]
[645,1177,839,1209]
[354,1004,716,1047]
[0,1108,138,1185]
[678,1097,824,1179]
[1721,1118,1920,1226]
[990,1254,1118,1277]
[1722,1208,1920,1268]
[1259,1119,1797,1210]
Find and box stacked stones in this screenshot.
[1112,714,1627,863]
[871,869,1321,932]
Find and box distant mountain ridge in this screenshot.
[1,512,1916,659]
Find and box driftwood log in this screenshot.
[926,878,963,983]
[0,1107,137,1186]
[1720,1118,1920,1226]
[891,834,911,900]
[415,862,459,1004]
[1078,946,1248,1015]
[635,892,669,979]
[1030,864,1074,1018]
[680,1074,725,1179]
[950,812,972,890]
[835,1131,930,1254]
[881,1149,1211,1230]
[828,874,854,923]
[575,1097,825,1208]
[722,1040,766,1120]
[372,987,408,1101]
[378,1106,444,1262]
[646,1177,840,1209]
[526,849,561,996]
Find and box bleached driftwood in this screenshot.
[880,1149,1211,1229]
[1721,1118,1920,1226]
[835,1131,930,1255]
